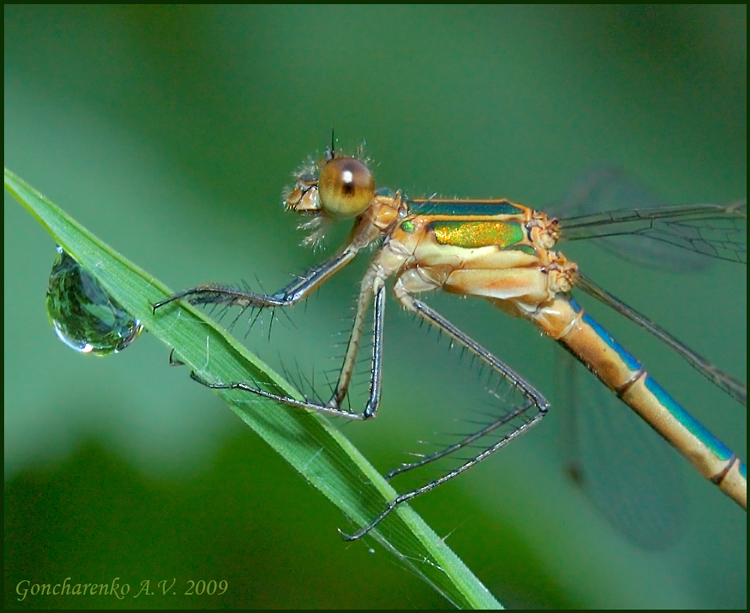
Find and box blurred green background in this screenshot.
[4,5,746,609]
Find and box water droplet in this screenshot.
[46,246,143,355]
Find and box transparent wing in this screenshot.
[549,169,745,548]
[555,347,686,550]
[550,168,746,269]
[576,273,746,405]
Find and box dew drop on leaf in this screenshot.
[45,246,143,355]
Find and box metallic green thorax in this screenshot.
[429,220,527,250]
[408,199,523,216]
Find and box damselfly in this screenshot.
[155,144,746,541]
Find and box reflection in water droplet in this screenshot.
[46,246,143,355]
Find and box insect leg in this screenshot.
[153,248,359,311]
[184,264,388,421]
[340,275,550,540]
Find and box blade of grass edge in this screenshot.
[5,167,502,609]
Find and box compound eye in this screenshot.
[318,157,375,217]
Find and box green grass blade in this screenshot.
[5,167,502,609]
